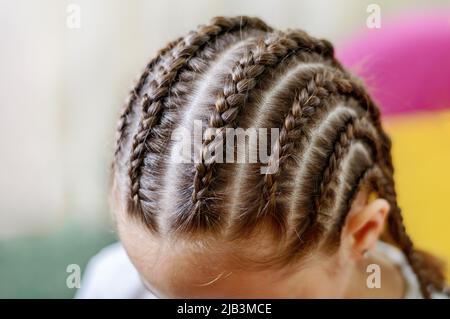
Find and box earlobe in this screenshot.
[343,197,390,259]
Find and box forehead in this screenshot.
[115,211,310,298]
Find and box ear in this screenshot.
[341,194,390,260]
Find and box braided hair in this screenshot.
[113,16,448,298]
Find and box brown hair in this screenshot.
[112,16,447,298]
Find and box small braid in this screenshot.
[258,69,340,226]
[315,116,381,215]
[314,118,356,217]
[128,16,272,213]
[333,164,379,238]
[377,172,447,298]
[114,36,182,160]
[192,31,336,225]
[291,116,379,252]
[337,76,390,165]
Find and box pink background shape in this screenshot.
[336,11,450,116]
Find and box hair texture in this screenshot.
[113,16,448,298]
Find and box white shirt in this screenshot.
[75,241,447,299]
[75,242,156,299]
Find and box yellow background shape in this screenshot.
[384,110,450,281]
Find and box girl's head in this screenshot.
[112,16,446,298]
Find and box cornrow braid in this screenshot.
[313,117,376,221]
[315,118,356,213]
[377,171,447,298]
[114,36,183,161]
[337,77,390,165]
[330,164,379,241]
[127,16,272,225]
[190,30,335,232]
[292,116,371,249]
[257,69,345,231]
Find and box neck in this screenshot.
[344,250,405,298]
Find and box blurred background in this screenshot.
[0,0,449,298]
